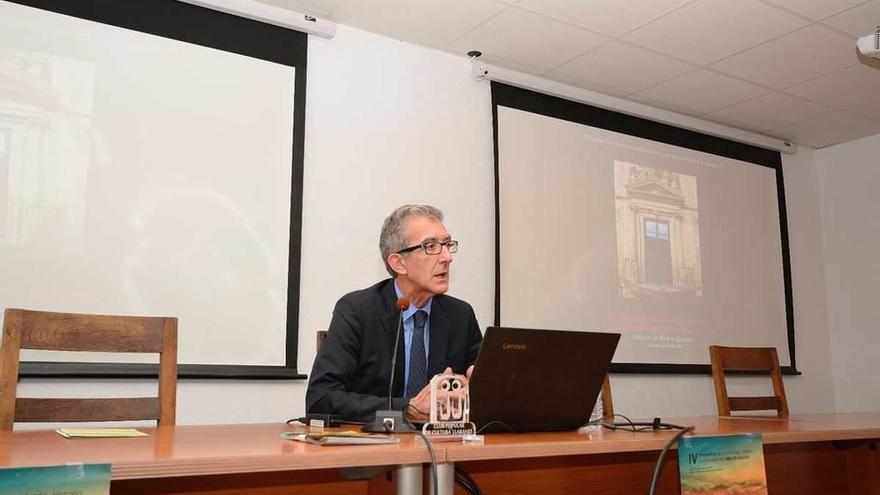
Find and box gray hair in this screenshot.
[380,204,444,276]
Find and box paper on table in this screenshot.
[56,428,148,438]
[280,430,399,446]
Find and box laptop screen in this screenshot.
[468,327,620,432]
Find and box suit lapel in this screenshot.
[380,281,407,398]
[428,296,450,376]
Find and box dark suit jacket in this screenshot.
[306,279,483,423]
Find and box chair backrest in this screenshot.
[316,329,328,350]
[601,374,614,419]
[0,308,178,430]
[709,345,788,417]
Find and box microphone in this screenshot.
[386,295,410,410]
[362,295,418,433]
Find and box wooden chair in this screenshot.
[601,374,614,418]
[709,345,788,417]
[0,308,178,430]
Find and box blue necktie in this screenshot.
[406,310,429,399]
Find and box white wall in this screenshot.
[778,145,836,413]
[19,24,840,425]
[816,132,880,413]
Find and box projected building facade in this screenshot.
[0,49,92,247]
[614,161,702,298]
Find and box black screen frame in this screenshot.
[5,0,307,379]
[491,82,798,375]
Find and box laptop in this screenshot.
[468,327,620,432]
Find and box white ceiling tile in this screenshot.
[542,73,630,97]
[760,0,866,20]
[784,63,880,109]
[772,110,880,147]
[257,0,880,147]
[330,0,508,47]
[622,0,806,64]
[711,25,856,88]
[701,113,762,132]
[517,0,690,37]
[821,0,880,36]
[630,69,771,114]
[706,92,831,131]
[848,98,880,121]
[546,42,695,95]
[449,8,609,73]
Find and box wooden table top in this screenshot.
[444,413,880,462]
[0,423,435,480]
[0,414,877,479]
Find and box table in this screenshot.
[443,414,880,494]
[0,415,877,494]
[0,423,425,494]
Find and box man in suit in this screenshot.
[306,205,482,423]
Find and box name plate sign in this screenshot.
[422,372,476,441]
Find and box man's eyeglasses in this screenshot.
[396,239,459,256]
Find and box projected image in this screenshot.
[0,0,302,369]
[497,100,791,367]
[0,49,92,247]
[614,161,702,298]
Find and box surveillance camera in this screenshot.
[857,27,880,59]
[467,50,488,82]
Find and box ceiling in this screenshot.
[258,0,880,149]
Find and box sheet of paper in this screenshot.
[56,428,148,438]
[280,430,399,445]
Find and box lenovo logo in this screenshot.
[502,343,527,351]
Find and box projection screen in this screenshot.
[1,0,307,378]
[493,82,796,373]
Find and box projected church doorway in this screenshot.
[644,219,673,286]
[614,161,703,298]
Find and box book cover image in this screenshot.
[677,433,768,495]
[0,464,111,495]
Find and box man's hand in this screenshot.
[407,367,456,421]
[407,366,478,422]
[406,385,431,422]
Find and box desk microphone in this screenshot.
[362,295,417,433]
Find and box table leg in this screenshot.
[435,462,454,495]
[396,464,423,495]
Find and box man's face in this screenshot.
[391,215,453,304]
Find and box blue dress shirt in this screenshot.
[394,281,432,395]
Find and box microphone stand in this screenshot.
[363,297,417,433]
